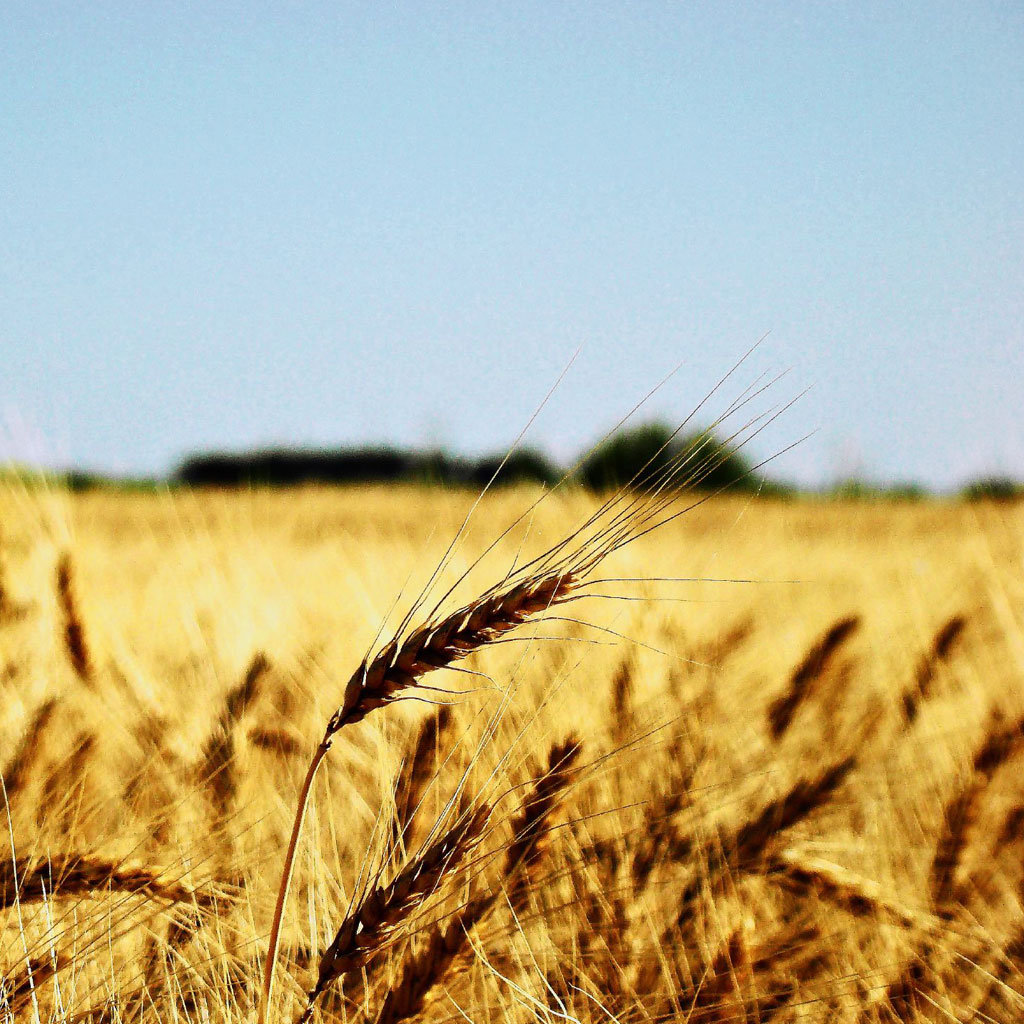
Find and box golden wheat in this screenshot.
[0,475,1020,1023]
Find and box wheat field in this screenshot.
[1,479,1022,1023]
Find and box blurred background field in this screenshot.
[1,482,1022,1021]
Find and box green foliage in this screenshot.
[961,476,1022,501]
[0,463,164,493]
[469,448,560,488]
[173,446,558,489]
[828,479,931,502]
[882,482,930,501]
[577,422,758,493]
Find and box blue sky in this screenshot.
[2,3,1021,488]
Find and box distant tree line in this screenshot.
[173,423,772,494]
[4,424,1020,500]
[174,445,564,489]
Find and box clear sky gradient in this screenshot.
[2,3,1021,489]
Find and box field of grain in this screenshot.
[1,481,1022,1022]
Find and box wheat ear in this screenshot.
[247,725,305,757]
[669,755,856,934]
[1,954,72,1016]
[391,706,454,855]
[197,651,268,819]
[767,616,859,739]
[932,711,1024,909]
[684,929,750,1024]
[2,698,59,801]
[56,552,92,682]
[767,849,925,927]
[1,854,202,908]
[298,805,490,1022]
[260,572,578,1022]
[884,713,1024,1020]
[902,614,966,723]
[373,737,582,1024]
